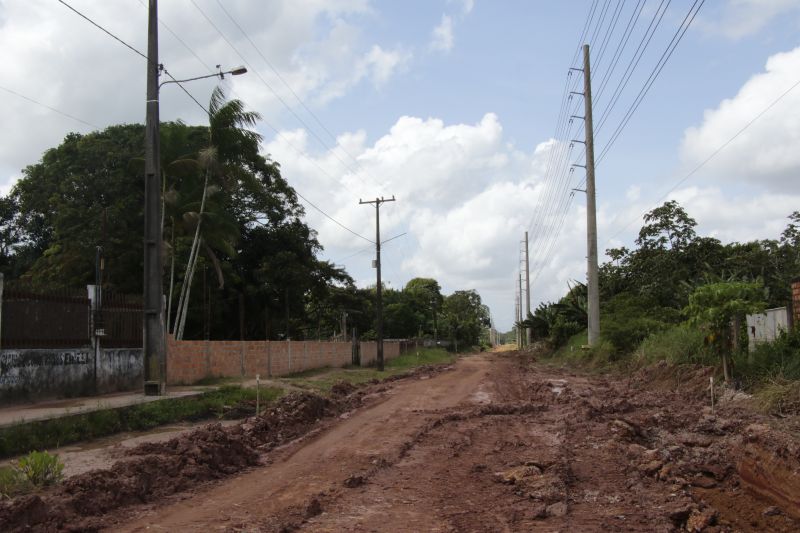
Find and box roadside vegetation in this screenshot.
[0,385,282,459]
[516,201,800,414]
[282,347,455,393]
[0,450,64,498]
[0,90,489,347]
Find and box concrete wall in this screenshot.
[746,307,789,352]
[166,337,404,385]
[0,346,143,402]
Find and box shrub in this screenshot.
[733,328,800,388]
[550,315,583,347]
[601,292,679,354]
[16,451,64,487]
[634,325,709,365]
[0,466,30,498]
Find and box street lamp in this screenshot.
[158,65,247,89]
[143,1,248,396]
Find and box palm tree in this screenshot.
[172,87,262,339]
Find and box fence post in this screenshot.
[0,273,4,351]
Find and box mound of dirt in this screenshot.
[0,391,348,532]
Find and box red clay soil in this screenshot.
[2,353,800,532]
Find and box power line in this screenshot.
[65,0,370,246]
[58,0,209,116]
[57,0,147,60]
[594,0,671,135]
[212,0,371,181]
[604,74,800,247]
[597,0,704,163]
[296,190,373,244]
[188,0,380,192]
[0,85,98,128]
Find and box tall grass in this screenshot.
[633,325,711,366]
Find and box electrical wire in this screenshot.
[597,0,704,163]
[63,0,373,246]
[604,74,800,247]
[0,85,98,128]
[188,0,380,192]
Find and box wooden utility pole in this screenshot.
[582,44,600,346]
[359,196,395,371]
[143,0,166,395]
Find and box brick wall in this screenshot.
[792,278,800,328]
[166,337,404,385]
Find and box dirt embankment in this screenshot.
[3,354,800,532]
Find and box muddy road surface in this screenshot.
[3,351,800,532]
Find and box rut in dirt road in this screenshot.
[3,352,799,532]
[113,351,799,532]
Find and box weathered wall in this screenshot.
[0,347,143,402]
[166,338,404,385]
[746,307,789,352]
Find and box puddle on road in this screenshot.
[470,389,492,405]
[547,379,568,396]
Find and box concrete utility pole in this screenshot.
[524,231,531,346]
[143,0,166,395]
[359,196,395,371]
[514,291,520,347]
[518,270,524,348]
[583,44,600,346]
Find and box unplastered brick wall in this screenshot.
[792,278,800,328]
[166,337,403,385]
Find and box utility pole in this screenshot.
[518,270,524,348]
[583,44,600,346]
[524,231,531,346]
[143,0,166,395]
[514,291,520,347]
[359,196,395,371]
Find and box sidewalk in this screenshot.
[0,386,213,428]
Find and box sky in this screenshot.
[2,0,800,330]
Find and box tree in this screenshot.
[636,200,697,251]
[440,290,490,350]
[684,281,766,382]
[404,277,443,336]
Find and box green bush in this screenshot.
[601,292,679,354]
[16,451,64,487]
[0,466,30,498]
[733,328,800,388]
[634,324,710,365]
[550,315,583,347]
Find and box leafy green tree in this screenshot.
[684,281,766,381]
[440,289,490,350]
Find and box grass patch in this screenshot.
[282,348,454,393]
[0,385,282,459]
[0,465,31,498]
[634,324,711,366]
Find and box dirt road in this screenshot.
[110,352,800,532]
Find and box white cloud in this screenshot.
[698,0,800,39]
[0,0,408,192]
[680,45,800,192]
[430,14,454,53]
[264,112,579,329]
[360,45,412,86]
